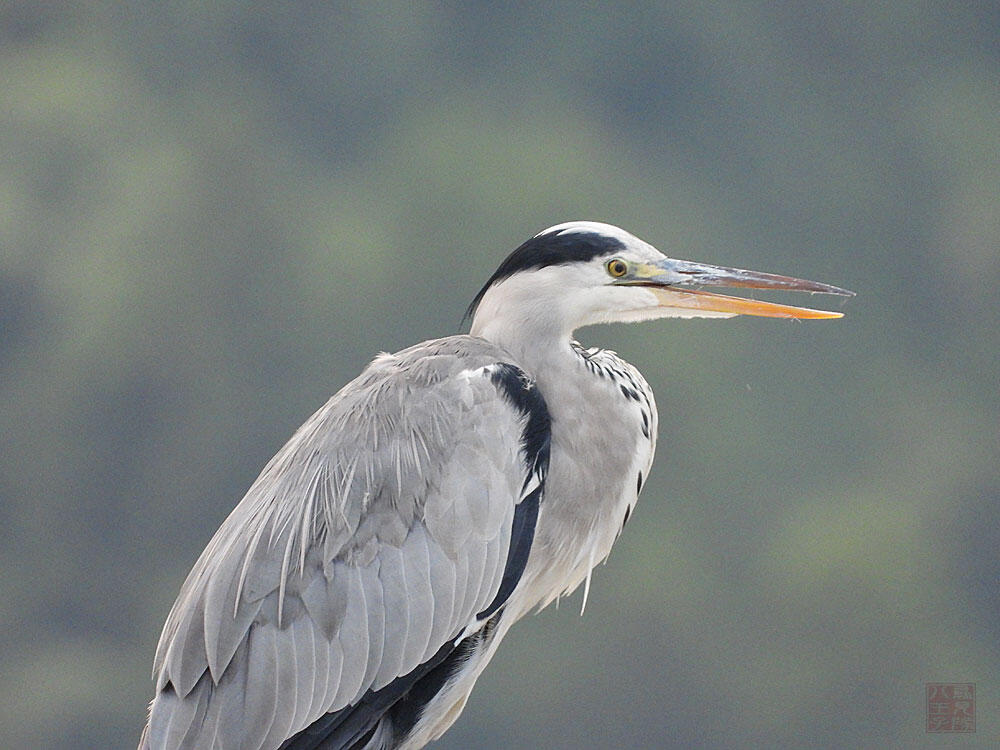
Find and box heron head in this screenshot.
[468,222,853,341]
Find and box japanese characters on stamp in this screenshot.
[926,683,975,733]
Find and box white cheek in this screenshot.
[625,286,661,309]
[574,286,658,326]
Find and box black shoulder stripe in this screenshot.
[474,362,551,621]
[487,363,551,488]
[476,484,540,620]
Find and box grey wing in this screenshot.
[144,338,549,750]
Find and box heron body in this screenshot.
[142,222,851,749]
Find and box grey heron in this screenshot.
[141,222,852,749]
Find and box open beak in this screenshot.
[627,257,855,319]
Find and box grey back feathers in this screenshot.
[147,337,551,749]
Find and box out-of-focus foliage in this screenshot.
[1,2,997,748]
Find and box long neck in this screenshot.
[472,288,654,620]
[469,279,578,376]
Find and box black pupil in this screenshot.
[612,261,624,274]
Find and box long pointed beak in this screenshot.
[628,257,855,319]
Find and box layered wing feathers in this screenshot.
[146,337,544,749]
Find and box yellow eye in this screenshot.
[606,258,628,278]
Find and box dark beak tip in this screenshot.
[798,280,855,297]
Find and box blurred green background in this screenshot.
[2,2,997,748]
